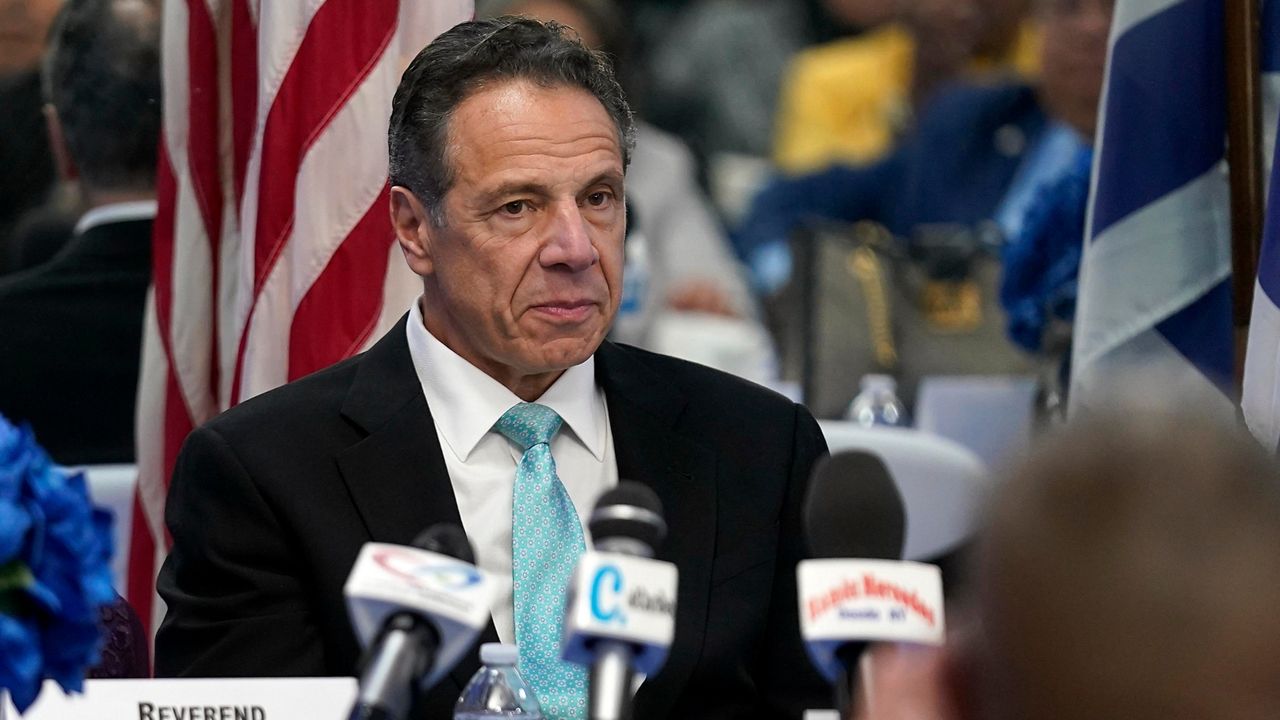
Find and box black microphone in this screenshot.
[346,524,485,720]
[562,481,677,720]
[804,451,906,561]
[801,450,907,717]
[591,481,667,556]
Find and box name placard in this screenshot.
[2,678,356,720]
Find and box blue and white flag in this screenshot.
[1240,1,1280,448]
[1069,0,1235,416]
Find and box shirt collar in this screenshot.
[405,300,606,463]
[74,200,158,236]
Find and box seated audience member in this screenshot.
[89,594,150,679]
[0,0,161,465]
[956,403,1280,719]
[773,0,1041,173]
[478,0,760,354]
[0,0,66,273]
[737,0,1108,295]
[641,0,864,161]
[156,17,828,719]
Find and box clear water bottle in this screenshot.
[454,643,543,719]
[611,228,651,345]
[846,374,909,427]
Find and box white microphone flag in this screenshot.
[797,559,945,682]
[562,551,678,677]
[344,542,495,689]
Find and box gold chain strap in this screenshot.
[846,223,897,368]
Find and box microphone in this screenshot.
[562,482,678,720]
[797,451,945,716]
[344,524,494,720]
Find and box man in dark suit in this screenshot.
[156,17,829,719]
[0,0,161,465]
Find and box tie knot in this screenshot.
[494,402,563,450]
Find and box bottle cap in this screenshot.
[859,373,896,392]
[480,642,520,666]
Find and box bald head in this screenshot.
[963,411,1280,720]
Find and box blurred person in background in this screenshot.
[736,0,1108,297]
[773,0,1041,173]
[639,0,872,164]
[952,403,1280,719]
[0,0,161,465]
[0,0,71,274]
[481,0,775,381]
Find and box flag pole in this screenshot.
[1226,0,1264,393]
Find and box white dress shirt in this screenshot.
[404,301,618,643]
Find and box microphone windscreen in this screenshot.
[804,450,906,560]
[410,524,476,565]
[589,481,666,551]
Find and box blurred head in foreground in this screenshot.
[954,406,1280,720]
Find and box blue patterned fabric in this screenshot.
[999,142,1092,353]
[494,402,587,719]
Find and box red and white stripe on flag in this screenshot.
[133,0,473,635]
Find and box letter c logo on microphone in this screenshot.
[590,564,626,625]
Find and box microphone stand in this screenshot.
[348,614,439,720]
[589,640,635,720]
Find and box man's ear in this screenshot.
[44,104,78,182]
[390,186,435,277]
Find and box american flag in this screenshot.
[131,0,472,632]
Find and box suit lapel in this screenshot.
[336,319,463,544]
[334,318,498,695]
[595,342,716,714]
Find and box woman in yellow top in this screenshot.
[774,0,1042,173]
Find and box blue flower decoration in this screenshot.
[1000,147,1093,353]
[0,415,115,712]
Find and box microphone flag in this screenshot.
[561,551,678,678]
[797,559,945,683]
[344,542,495,690]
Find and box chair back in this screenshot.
[915,374,1039,469]
[74,464,138,593]
[817,421,990,561]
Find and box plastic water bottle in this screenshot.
[619,228,650,318]
[611,228,651,345]
[454,643,543,719]
[846,374,909,427]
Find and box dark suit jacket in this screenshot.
[0,218,152,464]
[155,319,830,718]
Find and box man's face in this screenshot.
[1040,0,1112,137]
[393,80,625,395]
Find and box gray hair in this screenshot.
[388,16,636,226]
[43,0,161,192]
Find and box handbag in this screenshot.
[765,219,1038,419]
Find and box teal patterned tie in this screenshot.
[494,402,587,719]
